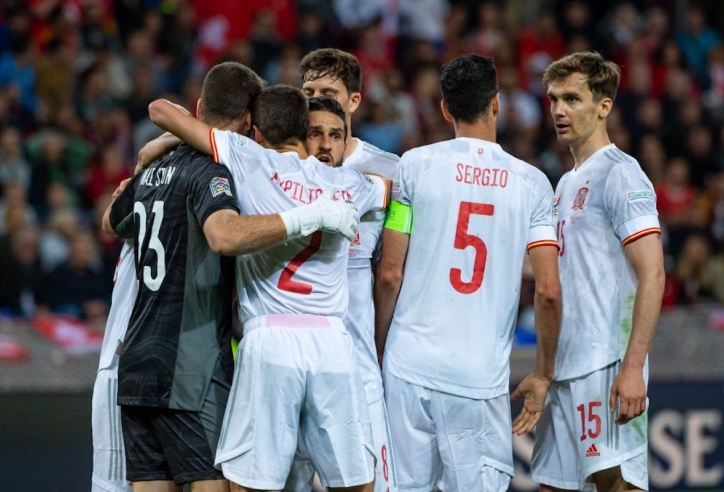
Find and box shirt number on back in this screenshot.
[277,231,322,295]
[450,201,494,294]
[134,200,166,291]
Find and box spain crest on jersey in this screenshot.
[351,230,361,246]
[572,186,589,210]
[210,177,232,197]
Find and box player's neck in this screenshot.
[274,141,308,159]
[454,120,496,144]
[344,133,358,160]
[570,129,611,170]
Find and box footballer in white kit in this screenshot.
[284,135,399,492]
[338,139,399,492]
[298,49,404,492]
[286,100,400,492]
[382,137,557,491]
[530,144,660,491]
[530,52,664,492]
[91,242,136,492]
[376,55,562,492]
[205,87,388,491]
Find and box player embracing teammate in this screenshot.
[94,48,662,492]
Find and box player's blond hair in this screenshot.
[543,52,621,102]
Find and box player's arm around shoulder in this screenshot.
[148,98,213,156]
[102,177,135,237]
[136,132,182,174]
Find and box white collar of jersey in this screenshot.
[574,143,616,172]
[343,137,364,167]
[454,136,502,150]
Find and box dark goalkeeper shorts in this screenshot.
[120,378,229,485]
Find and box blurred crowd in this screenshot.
[1,0,724,321]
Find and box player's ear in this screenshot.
[252,125,266,146]
[599,97,613,119]
[239,110,252,135]
[196,99,202,119]
[440,99,454,123]
[348,91,362,115]
[491,92,500,118]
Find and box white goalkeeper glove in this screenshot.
[279,189,359,241]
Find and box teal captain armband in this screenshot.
[384,200,413,234]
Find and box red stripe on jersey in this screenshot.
[527,240,560,251]
[622,228,661,246]
[210,128,219,163]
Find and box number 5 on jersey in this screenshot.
[450,201,494,294]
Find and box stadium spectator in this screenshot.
[0,225,45,318]
[44,229,110,320]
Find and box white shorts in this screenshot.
[383,366,513,492]
[215,315,374,490]
[91,369,132,492]
[284,395,398,492]
[530,361,649,490]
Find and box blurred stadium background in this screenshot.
[0,0,722,490]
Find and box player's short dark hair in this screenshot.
[440,54,499,124]
[299,48,362,95]
[543,52,621,102]
[251,85,309,146]
[200,62,264,125]
[308,96,348,139]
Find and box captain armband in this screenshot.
[384,200,413,234]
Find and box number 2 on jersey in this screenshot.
[277,231,322,295]
[450,201,494,294]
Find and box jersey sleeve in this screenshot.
[342,169,388,215]
[109,175,140,239]
[527,172,559,251]
[391,150,414,206]
[190,160,241,226]
[209,128,266,184]
[604,163,660,245]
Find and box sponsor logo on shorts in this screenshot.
[210,177,232,197]
[585,443,601,457]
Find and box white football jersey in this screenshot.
[97,242,137,372]
[210,130,387,322]
[384,137,558,399]
[343,138,399,402]
[553,144,660,381]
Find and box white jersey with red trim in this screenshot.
[553,144,660,381]
[97,242,137,372]
[343,138,399,402]
[384,137,558,399]
[210,130,387,322]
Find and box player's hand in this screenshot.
[609,365,647,424]
[313,189,359,241]
[511,373,551,435]
[112,178,132,199]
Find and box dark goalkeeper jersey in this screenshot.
[109,144,238,410]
